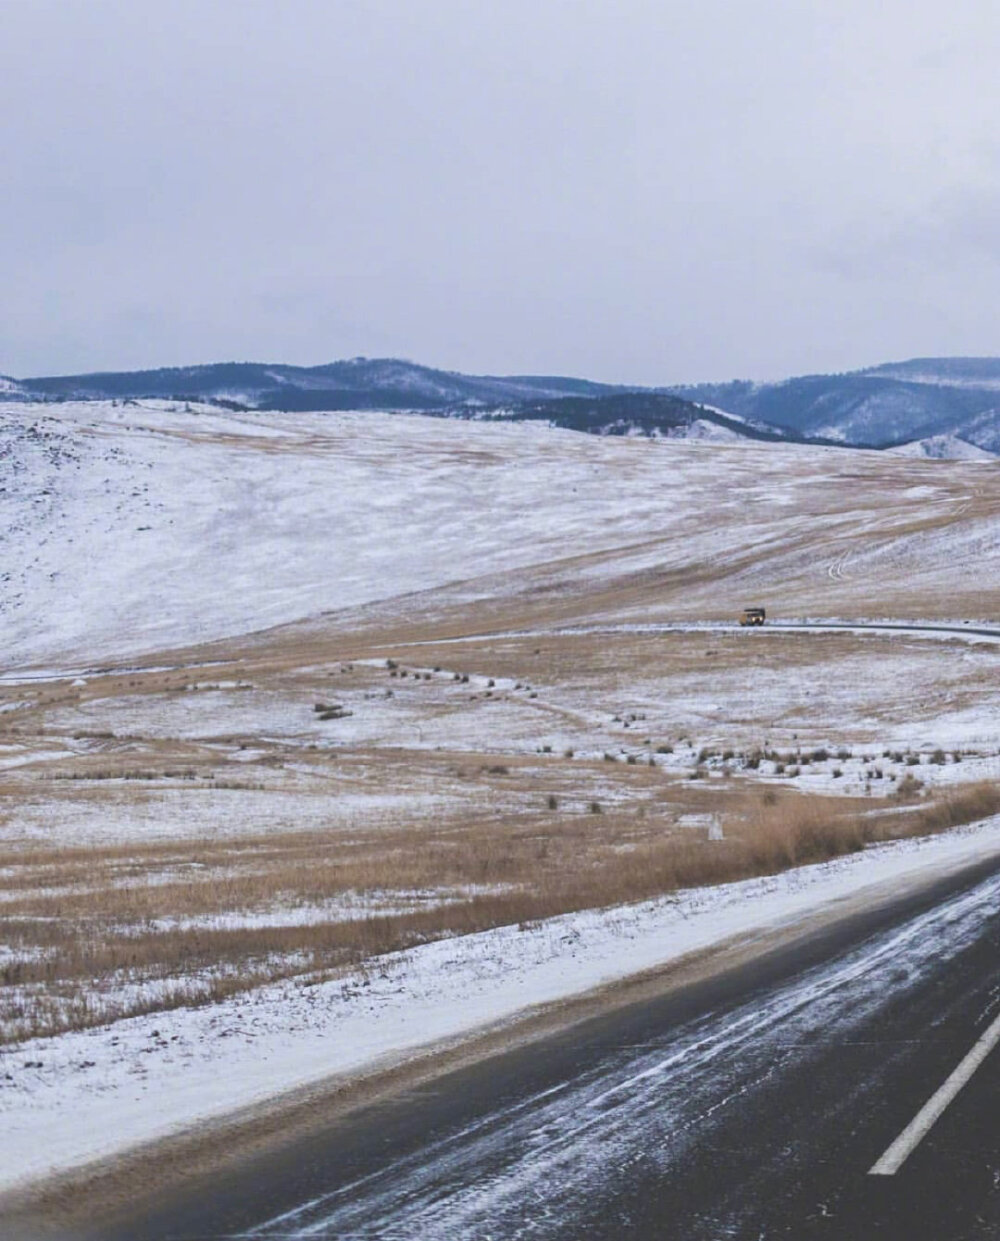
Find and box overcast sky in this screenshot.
[2,0,999,383]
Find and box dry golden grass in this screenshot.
[4,780,998,1043]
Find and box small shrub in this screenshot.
[626,754,638,765]
[895,772,923,798]
[812,747,829,763]
[905,753,920,767]
[546,794,558,810]
[319,707,352,721]
[656,745,674,755]
[831,768,842,779]
[929,749,946,766]
[589,800,603,814]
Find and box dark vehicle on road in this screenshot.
[739,606,766,626]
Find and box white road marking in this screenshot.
[869,1009,1000,1175]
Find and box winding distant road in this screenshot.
[387,617,1000,651]
[93,855,1000,1241]
[4,618,1000,685]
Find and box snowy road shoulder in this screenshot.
[3,818,1000,1200]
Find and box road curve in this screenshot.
[86,854,1000,1241]
[4,619,997,685]
[376,617,1000,651]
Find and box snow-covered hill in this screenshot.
[461,392,806,443]
[670,357,1000,449]
[13,358,629,410]
[5,398,1000,673]
[886,435,996,461]
[862,357,1000,392]
[6,399,761,668]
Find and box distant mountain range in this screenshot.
[669,358,1000,452]
[4,355,1000,454]
[1,358,626,409]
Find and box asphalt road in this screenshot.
[87,855,1000,1241]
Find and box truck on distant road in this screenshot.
[739,606,766,626]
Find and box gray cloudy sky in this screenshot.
[2,0,999,383]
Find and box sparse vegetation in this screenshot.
[5,575,1000,1058]
[4,759,1000,1045]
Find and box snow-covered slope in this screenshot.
[0,375,27,397]
[886,435,996,461]
[5,399,759,669]
[671,359,1000,448]
[5,398,1000,672]
[862,357,1000,392]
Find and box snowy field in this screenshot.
[3,400,1000,1202]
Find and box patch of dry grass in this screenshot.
[4,781,998,1043]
